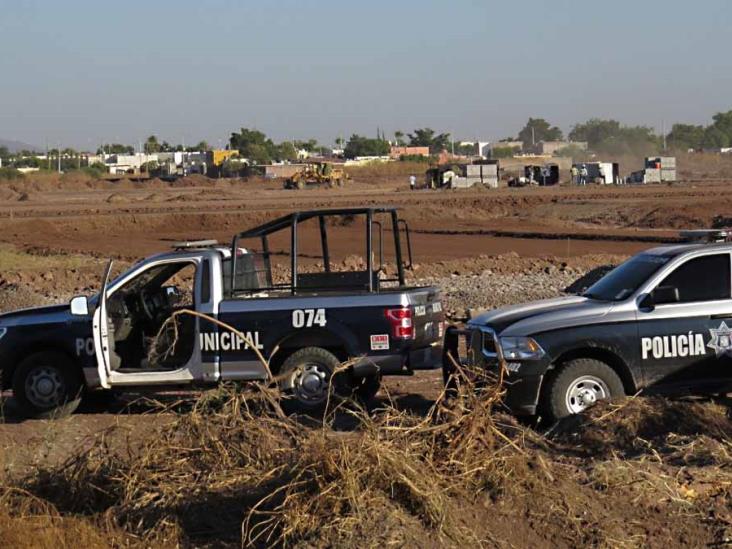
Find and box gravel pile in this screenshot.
[420,265,608,320]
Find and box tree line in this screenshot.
[2,108,732,169]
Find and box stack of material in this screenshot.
[462,163,498,188]
[645,156,676,182]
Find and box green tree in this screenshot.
[700,110,732,149]
[490,146,521,159]
[455,143,477,155]
[276,141,297,161]
[666,124,705,151]
[569,119,659,155]
[394,130,405,146]
[191,141,209,152]
[97,143,134,155]
[343,134,390,159]
[0,146,9,160]
[144,135,161,153]
[229,128,275,164]
[293,139,319,152]
[517,118,563,146]
[408,128,451,153]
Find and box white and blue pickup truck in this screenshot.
[0,207,444,418]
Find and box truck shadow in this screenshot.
[0,389,439,429]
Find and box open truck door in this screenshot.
[92,260,114,389]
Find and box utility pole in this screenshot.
[57,143,61,173]
[662,120,667,151]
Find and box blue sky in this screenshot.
[1,0,730,149]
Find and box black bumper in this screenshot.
[442,326,544,416]
[353,344,442,377]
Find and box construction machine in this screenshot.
[283,162,348,190]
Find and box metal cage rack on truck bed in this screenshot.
[228,207,414,297]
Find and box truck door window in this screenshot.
[656,254,731,304]
[107,261,198,370]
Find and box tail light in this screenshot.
[385,307,414,339]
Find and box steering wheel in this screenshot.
[139,289,156,321]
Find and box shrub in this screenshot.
[0,167,24,180]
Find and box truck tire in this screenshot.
[280,347,349,410]
[12,351,83,419]
[354,374,381,402]
[544,358,624,420]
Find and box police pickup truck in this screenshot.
[0,207,444,418]
[444,229,732,420]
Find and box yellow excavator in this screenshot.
[283,162,348,190]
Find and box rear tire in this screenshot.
[279,347,350,411]
[543,358,624,420]
[12,351,83,419]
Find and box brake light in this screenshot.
[385,307,414,339]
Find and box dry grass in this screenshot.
[0,376,730,547]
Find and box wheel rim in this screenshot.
[25,365,67,409]
[290,362,330,405]
[565,375,609,414]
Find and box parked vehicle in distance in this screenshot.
[444,229,732,419]
[0,207,444,418]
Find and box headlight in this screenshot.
[499,336,545,360]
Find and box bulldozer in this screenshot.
[283,162,348,190]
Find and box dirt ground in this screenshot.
[0,166,731,547]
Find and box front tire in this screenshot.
[543,358,624,420]
[12,351,83,419]
[279,347,349,410]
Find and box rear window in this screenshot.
[656,253,731,303]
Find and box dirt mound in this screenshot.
[550,396,732,458]
[105,193,130,204]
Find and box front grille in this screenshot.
[482,334,496,355]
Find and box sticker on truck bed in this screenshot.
[370,334,389,351]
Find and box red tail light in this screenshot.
[385,307,414,339]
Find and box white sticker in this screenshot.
[370,334,390,351]
[432,302,442,313]
[414,305,426,317]
[292,308,327,328]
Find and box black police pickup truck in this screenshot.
[445,230,732,419]
[0,208,444,418]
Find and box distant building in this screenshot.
[458,141,491,158]
[532,141,588,156]
[488,141,523,156]
[209,149,238,166]
[389,146,430,159]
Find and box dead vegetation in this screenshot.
[0,367,730,548]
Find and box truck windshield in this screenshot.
[583,254,671,301]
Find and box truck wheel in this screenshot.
[280,347,349,410]
[354,374,381,402]
[544,358,624,420]
[12,351,83,419]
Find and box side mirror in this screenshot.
[70,296,89,316]
[638,293,655,311]
[653,285,680,305]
